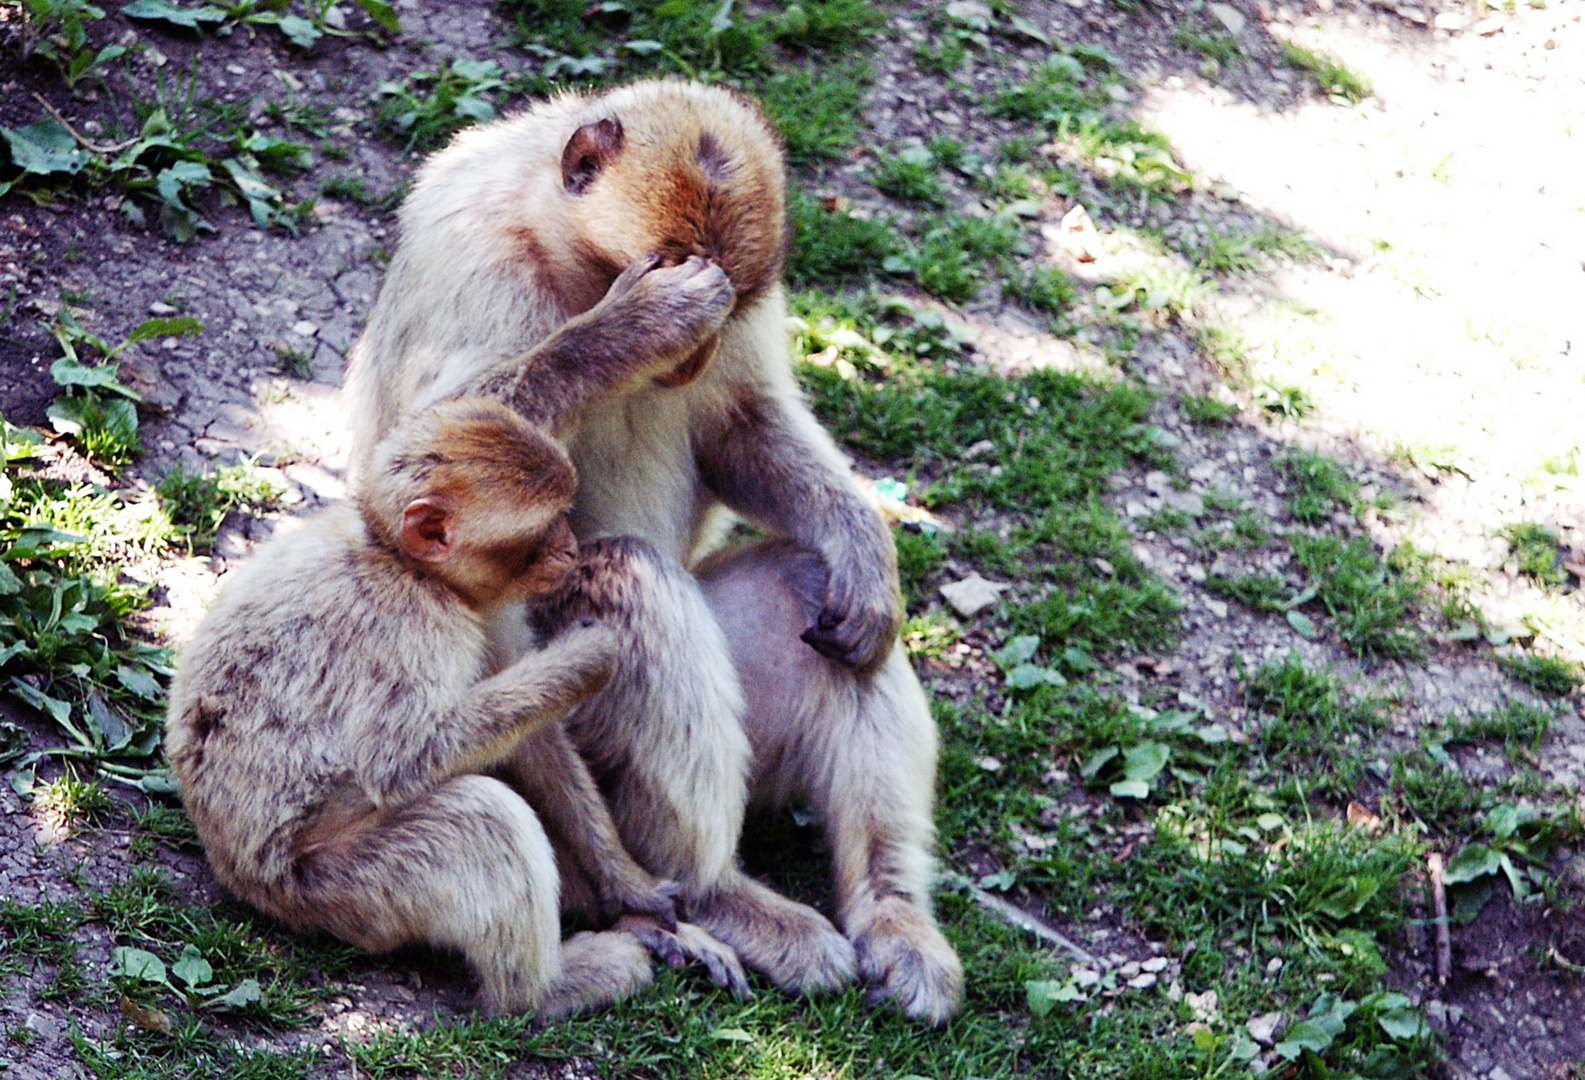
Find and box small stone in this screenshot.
[147,300,178,315]
[1073,967,1101,988]
[1395,4,1428,23]
[944,0,992,22]
[25,1012,60,1039]
[1093,557,1116,576]
[1164,490,1206,517]
[1433,10,1464,28]
[1119,961,1142,978]
[974,756,1003,772]
[1128,973,1158,989]
[1186,564,1207,583]
[939,574,1009,619]
[1266,956,1284,975]
[291,320,320,338]
[1247,1011,1285,1046]
[1205,599,1229,619]
[1145,470,1172,495]
[1141,956,1169,973]
[1209,2,1247,33]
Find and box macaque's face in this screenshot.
[399,496,578,609]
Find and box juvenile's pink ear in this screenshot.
[398,498,454,562]
[561,116,624,195]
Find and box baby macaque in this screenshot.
[166,397,742,1016]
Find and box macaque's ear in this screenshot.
[561,116,625,195]
[398,497,455,563]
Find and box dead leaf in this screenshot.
[1346,801,1382,833]
[120,995,172,1033]
[1060,203,1104,262]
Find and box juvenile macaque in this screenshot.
[166,397,743,1016]
[342,80,963,1023]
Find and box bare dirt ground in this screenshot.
[1,0,1583,1076]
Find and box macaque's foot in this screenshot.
[851,898,963,1027]
[617,914,752,999]
[532,930,654,1021]
[690,876,856,995]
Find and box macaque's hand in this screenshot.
[800,558,902,676]
[527,619,618,707]
[595,253,734,375]
[603,875,681,932]
[616,914,752,1000]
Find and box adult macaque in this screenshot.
[167,397,743,1017]
[342,80,963,1024]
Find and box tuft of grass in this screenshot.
[1246,653,1383,793]
[906,213,1022,304]
[1499,522,1566,588]
[375,58,510,152]
[786,190,897,288]
[1277,449,1356,523]
[155,461,286,554]
[1291,534,1425,659]
[759,62,870,165]
[1172,24,1242,66]
[1207,572,1290,612]
[872,144,950,206]
[1282,43,1372,103]
[1005,265,1078,317]
[1182,392,1238,426]
[1447,699,1556,756]
[1499,653,1582,697]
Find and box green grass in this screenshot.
[155,461,285,554]
[1499,653,1583,696]
[1245,653,1384,796]
[786,189,897,288]
[1282,43,1372,104]
[872,144,950,206]
[1277,449,1357,523]
[1290,534,1425,659]
[1500,521,1566,587]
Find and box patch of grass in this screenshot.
[0,898,87,1000]
[1172,24,1242,66]
[74,1022,320,1080]
[375,58,511,152]
[1291,534,1425,659]
[1182,392,1238,426]
[1281,43,1372,104]
[1208,572,1290,612]
[1447,700,1556,756]
[987,53,1105,126]
[1192,224,1320,273]
[786,190,897,288]
[320,175,405,213]
[155,462,286,554]
[915,30,969,74]
[1255,381,1313,419]
[895,526,944,609]
[1004,264,1078,317]
[1277,449,1356,523]
[769,0,886,50]
[1246,653,1385,794]
[1197,510,1271,553]
[906,213,1022,304]
[759,62,870,165]
[872,144,950,206]
[1499,653,1583,697]
[1194,325,1252,382]
[1500,521,1566,588]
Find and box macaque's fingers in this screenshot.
[673,923,751,1000]
[604,252,665,299]
[800,600,897,675]
[618,878,681,932]
[615,914,687,967]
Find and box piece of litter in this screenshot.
[940,574,1009,618]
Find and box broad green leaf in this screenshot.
[1005,663,1065,689]
[115,664,163,701]
[1443,843,1502,884]
[50,357,122,390]
[123,316,203,348]
[139,771,180,796]
[0,561,21,595]
[992,634,1040,669]
[86,692,132,751]
[277,13,321,47]
[9,679,72,726]
[1286,609,1317,638]
[710,1027,754,1042]
[1121,741,1169,783]
[112,946,169,985]
[1109,779,1150,799]
[171,945,213,988]
[1026,979,1084,1018]
[1378,1008,1428,1040]
[2,122,90,176]
[1275,1014,1346,1060]
[121,0,227,28]
[355,0,400,31]
[1316,875,1381,919]
[206,977,261,1009]
[1079,745,1118,781]
[1484,802,1535,840]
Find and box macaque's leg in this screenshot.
[533,537,856,994]
[698,541,964,1025]
[294,774,649,1016]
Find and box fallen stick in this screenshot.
[1428,852,1451,985]
[945,874,1098,965]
